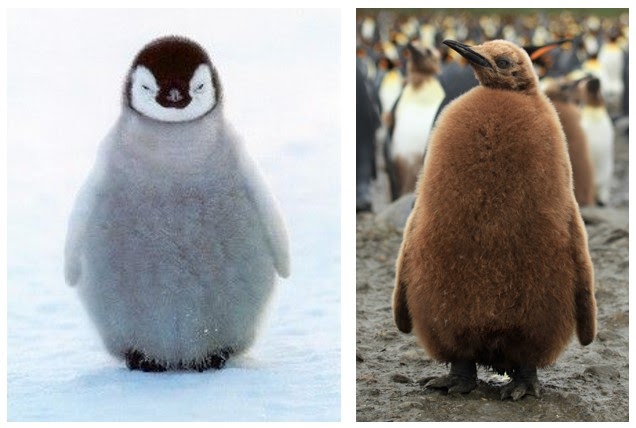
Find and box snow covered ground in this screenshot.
[7,9,340,422]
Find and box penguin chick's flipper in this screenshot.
[125,349,168,372]
[569,212,597,345]
[500,366,541,401]
[393,232,413,333]
[392,279,412,333]
[64,254,81,286]
[424,361,477,394]
[238,148,290,278]
[65,188,90,285]
[64,163,105,286]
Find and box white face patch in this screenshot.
[130,64,216,122]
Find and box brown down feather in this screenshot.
[392,40,596,373]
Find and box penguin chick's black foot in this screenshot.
[424,361,477,394]
[191,347,234,372]
[125,349,167,372]
[500,366,541,401]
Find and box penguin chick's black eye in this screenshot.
[496,58,512,69]
[195,83,205,91]
[141,84,151,91]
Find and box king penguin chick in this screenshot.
[65,36,290,372]
[389,42,444,198]
[393,39,596,400]
[543,78,596,207]
[579,77,615,207]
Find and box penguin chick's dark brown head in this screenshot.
[406,42,441,76]
[125,36,222,122]
[543,74,588,104]
[579,77,604,107]
[443,39,538,93]
[542,77,574,103]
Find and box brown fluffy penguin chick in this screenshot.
[392,40,596,401]
[543,80,596,207]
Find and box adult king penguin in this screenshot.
[597,30,625,116]
[389,42,444,198]
[393,39,596,400]
[579,77,615,206]
[65,36,290,372]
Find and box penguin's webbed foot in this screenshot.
[125,349,167,372]
[424,361,477,394]
[500,366,541,401]
[425,374,477,394]
[192,347,234,372]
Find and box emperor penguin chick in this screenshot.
[543,79,596,207]
[390,42,445,198]
[393,39,596,400]
[579,77,615,206]
[65,36,290,372]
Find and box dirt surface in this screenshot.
[356,132,628,421]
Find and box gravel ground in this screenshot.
[356,130,628,422]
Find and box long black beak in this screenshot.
[523,39,571,61]
[443,40,492,68]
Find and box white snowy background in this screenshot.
[7,9,340,422]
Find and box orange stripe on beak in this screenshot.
[530,45,558,60]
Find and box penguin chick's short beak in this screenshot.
[443,40,492,68]
[167,88,184,103]
[157,87,191,108]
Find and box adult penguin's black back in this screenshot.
[356,62,379,212]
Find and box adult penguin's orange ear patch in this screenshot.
[523,39,572,61]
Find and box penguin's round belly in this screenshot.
[80,179,275,366]
[411,226,577,369]
[407,87,580,367]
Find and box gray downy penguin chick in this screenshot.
[65,36,290,372]
[393,39,596,401]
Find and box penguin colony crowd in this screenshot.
[356,10,628,402]
[357,10,628,211]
